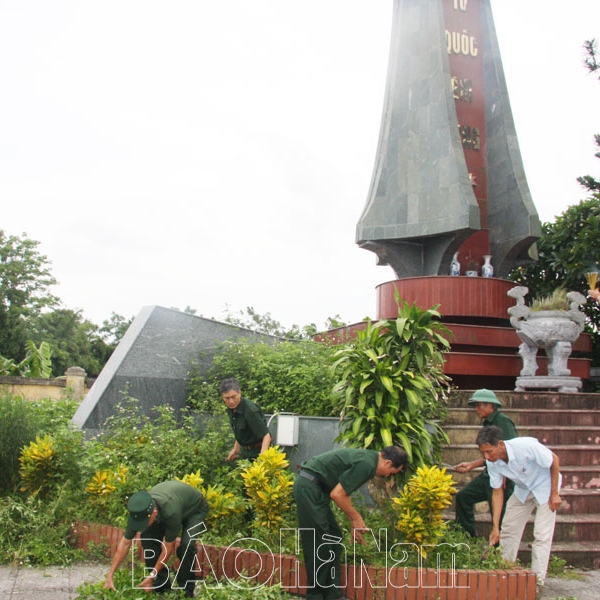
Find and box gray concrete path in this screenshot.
[0,563,106,599]
[0,563,599,599]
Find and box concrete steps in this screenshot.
[445,424,600,445]
[444,510,600,545]
[518,541,600,570]
[446,464,600,490]
[442,390,600,568]
[445,408,600,427]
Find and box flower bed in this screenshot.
[70,521,537,600]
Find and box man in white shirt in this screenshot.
[476,425,562,588]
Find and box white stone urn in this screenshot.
[507,286,586,377]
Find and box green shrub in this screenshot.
[187,338,337,416]
[78,396,234,527]
[32,397,79,430]
[0,492,85,565]
[331,300,451,478]
[202,482,247,536]
[0,395,42,494]
[0,395,79,495]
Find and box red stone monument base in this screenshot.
[376,276,517,322]
[381,276,591,389]
[319,277,591,390]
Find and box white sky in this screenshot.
[1,1,600,330]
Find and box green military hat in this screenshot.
[467,388,502,407]
[127,491,154,531]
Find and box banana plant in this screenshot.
[0,341,53,377]
[19,340,53,377]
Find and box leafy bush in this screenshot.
[187,338,336,416]
[392,465,456,556]
[19,423,84,499]
[202,483,247,536]
[240,446,294,532]
[0,395,80,495]
[85,465,129,519]
[0,491,85,565]
[19,434,58,495]
[331,300,451,477]
[78,397,234,527]
[0,395,42,494]
[173,468,248,537]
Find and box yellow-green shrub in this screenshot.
[86,465,128,496]
[19,434,57,496]
[176,469,204,490]
[176,469,246,536]
[392,465,456,556]
[85,465,129,523]
[202,483,247,535]
[240,446,294,531]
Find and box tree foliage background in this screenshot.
[0,230,59,360]
[0,230,132,376]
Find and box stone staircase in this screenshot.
[442,390,600,569]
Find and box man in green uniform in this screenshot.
[454,388,517,537]
[293,446,408,600]
[220,377,271,461]
[104,480,208,597]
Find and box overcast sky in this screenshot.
[1,1,600,330]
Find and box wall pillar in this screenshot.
[65,366,87,400]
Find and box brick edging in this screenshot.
[69,520,537,599]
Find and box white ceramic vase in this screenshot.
[482,255,494,278]
[450,252,460,276]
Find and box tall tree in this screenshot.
[31,309,112,378]
[0,230,59,360]
[508,199,600,301]
[99,311,133,346]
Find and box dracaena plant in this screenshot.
[331,298,452,480]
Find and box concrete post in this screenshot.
[65,366,87,400]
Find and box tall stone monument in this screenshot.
[348,0,595,389]
[357,0,541,279]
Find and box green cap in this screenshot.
[467,388,502,407]
[127,491,154,531]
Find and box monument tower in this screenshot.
[357,0,540,279]
[352,0,590,388]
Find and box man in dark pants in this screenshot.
[293,446,408,600]
[104,480,208,597]
[454,388,517,537]
[220,377,272,462]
